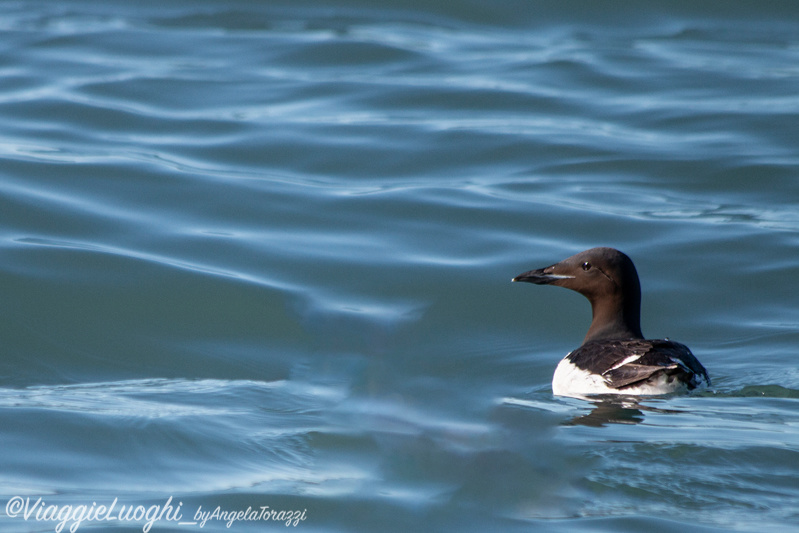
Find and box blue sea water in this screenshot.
[1,1,799,531]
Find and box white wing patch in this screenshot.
[603,354,642,374]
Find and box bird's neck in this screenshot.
[583,294,643,343]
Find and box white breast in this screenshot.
[551,356,695,398]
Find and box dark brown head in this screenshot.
[513,247,644,343]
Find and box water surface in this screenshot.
[1,1,798,531]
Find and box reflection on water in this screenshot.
[564,398,648,427]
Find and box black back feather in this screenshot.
[567,339,710,390]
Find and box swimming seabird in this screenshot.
[513,247,709,397]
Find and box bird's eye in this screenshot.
[582,262,591,271]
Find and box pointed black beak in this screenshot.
[512,268,574,285]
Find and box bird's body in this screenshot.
[513,247,709,398]
[552,338,708,396]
